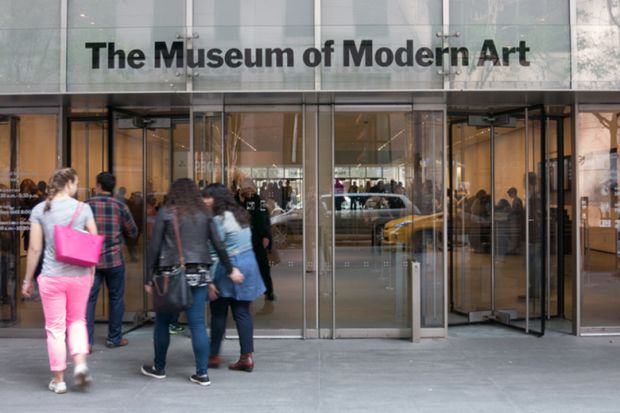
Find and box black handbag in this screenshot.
[151,213,193,314]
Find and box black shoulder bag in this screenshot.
[151,213,193,314]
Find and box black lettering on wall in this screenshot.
[85,42,107,69]
[451,47,469,66]
[206,48,223,68]
[187,49,205,68]
[478,39,500,66]
[127,49,146,69]
[518,41,530,66]
[108,43,126,69]
[245,48,263,67]
[395,40,414,67]
[265,48,294,67]
[343,40,373,67]
[415,47,434,67]
[154,41,184,68]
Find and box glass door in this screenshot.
[112,111,180,323]
[222,110,305,334]
[330,109,445,336]
[450,108,546,335]
[0,117,18,326]
[70,118,109,321]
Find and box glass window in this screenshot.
[0,0,60,92]
[449,0,570,89]
[577,111,620,328]
[67,0,186,91]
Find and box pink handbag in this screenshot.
[54,202,104,267]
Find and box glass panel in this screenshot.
[318,109,334,336]
[0,119,16,325]
[172,119,191,181]
[193,113,223,188]
[493,117,528,322]
[575,1,620,89]
[193,0,314,91]
[71,120,108,200]
[12,115,58,327]
[450,123,492,322]
[322,0,443,90]
[578,111,620,328]
[333,111,444,330]
[525,112,545,333]
[225,112,304,330]
[68,0,186,92]
[70,119,108,321]
[449,0,570,89]
[113,117,146,317]
[409,111,444,328]
[0,0,60,92]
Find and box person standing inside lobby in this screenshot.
[236,177,274,301]
[86,172,138,351]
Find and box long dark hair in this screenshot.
[202,183,250,227]
[165,178,206,218]
[45,168,78,212]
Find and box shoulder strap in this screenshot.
[67,202,84,228]
[171,211,185,267]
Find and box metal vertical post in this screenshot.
[525,109,530,332]
[490,124,496,312]
[331,105,336,340]
[411,260,421,343]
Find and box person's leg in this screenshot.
[253,243,274,299]
[209,297,229,357]
[185,286,209,376]
[38,276,68,383]
[86,271,104,346]
[153,311,174,372]
[66,275,92,356]
[104,266,126,346]
[230,300,254,354]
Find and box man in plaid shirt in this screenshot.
[85,172,138,350]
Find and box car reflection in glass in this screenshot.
[270,193,420,248]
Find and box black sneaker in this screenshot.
[141,365,166,379]
[189,374,211,386]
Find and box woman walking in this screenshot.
[203,184,266,372]
[21,168,97,394]
[141,178,243,386]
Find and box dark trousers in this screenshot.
[210,298,254,355]
[253,241,273,295]
[153,286,209,375]
[86,265,125,346]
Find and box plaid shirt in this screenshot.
[86,195,138,269]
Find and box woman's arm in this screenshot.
[21,222,43,297]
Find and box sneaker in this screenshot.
[189,374,211,386]
[141,365,166,379]
[169,323,185,335]
[48,380,67,394]
[73,364,92,388]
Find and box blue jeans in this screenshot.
[210,298,254,355]
[86,265,125,346]
[153,286,209,375]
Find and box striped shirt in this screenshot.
[86,194,138,269]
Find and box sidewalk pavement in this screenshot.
[1,325,620,413]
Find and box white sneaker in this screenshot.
[73,363,92,388]
[48,380,67,394]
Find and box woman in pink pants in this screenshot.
[22,168,98,394]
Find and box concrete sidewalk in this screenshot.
[1,325,620,412]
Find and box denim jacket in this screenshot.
[213,211,254,256]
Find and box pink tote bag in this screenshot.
[54,202,104,267]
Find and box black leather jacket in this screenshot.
[146,207,233,283]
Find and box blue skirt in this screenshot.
[214,249,266,301]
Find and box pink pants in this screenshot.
[38,275,92,372]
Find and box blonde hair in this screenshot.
[44,168,78,212]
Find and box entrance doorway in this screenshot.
[449,107,549,335]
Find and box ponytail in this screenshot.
[44,168,78,212]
